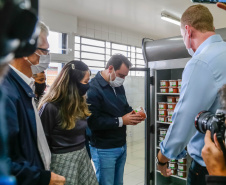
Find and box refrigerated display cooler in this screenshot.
[142,28,226,185]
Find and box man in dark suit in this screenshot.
[87,54,144,185]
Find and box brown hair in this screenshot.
[181,5,214,32]
[38,60,91,130]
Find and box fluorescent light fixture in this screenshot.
[161,13,181,26]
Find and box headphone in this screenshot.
[0,0,39,64]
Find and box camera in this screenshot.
[195,110,225,141]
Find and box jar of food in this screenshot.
[159,135,165,142]
[176,96,180,103]
[168,162,177,169]
[169,80,178,87]
[167,96,176,103]
[178,164,187,171]
[159,128,168,135]
[178,87,181,93]
[167,109,174,117]
[167,103,177,110]
[159,109,167,116]
[160,87,169,93]
[177,170,187,178]
[158,102,167,109]
[169,86,178,93]
[178,79,182,87]
[170,159,177,162]
[160,80,169,87]
[171,169,177,175]
[178,158,187,164]
[167,116,172,123]
[158,116,167,122]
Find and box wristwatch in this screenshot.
[156,156,168,166]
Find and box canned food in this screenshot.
[171,169,177,175]
[169,80,178,87]
[160,87,169,93]
[158,102,167,109]
[169,86,178,93]
[177,170,187,178]
[159,109,167,116]
[176,96,180,103]
[167,116,172,123]
[178,158,187,164]
[159,135,165,142]
[178,164,187,171]
[167,103,177,110]
[167,96,176,103]
[158,116,167,122]
[160,80,169,87]
[170,159,177,162]
[168,162,177,169]
[159,128,168,135]
[167,109,174,117]
[178,79,182,87]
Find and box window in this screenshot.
[48,31,68,54]
[46,63,63,87]
[74,36,145,76]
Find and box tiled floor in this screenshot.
[124,139,145,185]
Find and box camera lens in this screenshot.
[195,111,214,133]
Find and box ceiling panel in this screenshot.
[40,0,226,39]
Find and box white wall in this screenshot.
[77,18,146,47]
[39,8,78,34]
[39,7,149,48]
[124,76,145,143]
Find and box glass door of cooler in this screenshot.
[154,68,191,185]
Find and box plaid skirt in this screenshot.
[50,147,98,185]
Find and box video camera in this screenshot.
[0,0,39,64]
[195,109,226,157]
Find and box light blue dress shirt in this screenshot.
[160,34,226,167]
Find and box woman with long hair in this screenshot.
[38,60,98,185]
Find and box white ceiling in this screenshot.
[40,0,226,39]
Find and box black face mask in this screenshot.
[35,82,46,96]
[77,83,90,96]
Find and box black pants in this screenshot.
[187,160,209,185]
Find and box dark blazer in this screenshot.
[2,68,50,185]
[87,72,133,149]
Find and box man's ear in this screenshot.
[108,65,114,73]
[185,25,192,38]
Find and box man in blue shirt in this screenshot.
[157,5,226,185]
[87,54,144,185]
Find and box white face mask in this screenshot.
[109,70,125,87]
[27,53,51,74]
[184,30,195,56]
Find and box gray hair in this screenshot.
[38,21,49,46]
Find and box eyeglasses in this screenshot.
[37,47,50,55]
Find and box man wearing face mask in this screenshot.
[33,71,47,107]
[1,21,66,185]
[87,54,144,185]
[156,5,226,185]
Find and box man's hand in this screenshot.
[217,2,226,10]
[157,163,172,177]
[122,111,143,125]
[157,151,171,177]
[49,172,66,185]
[202,130,226,176]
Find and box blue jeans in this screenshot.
[187,160,208,185]
[90,144,127,185]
